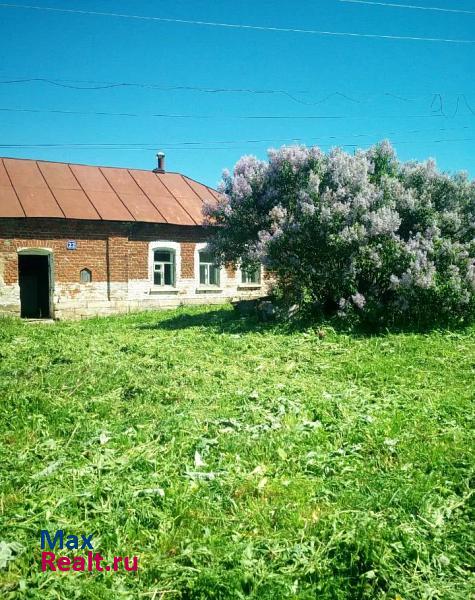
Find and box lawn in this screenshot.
[0,305,473,599]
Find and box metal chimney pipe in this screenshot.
[154,152,165,173]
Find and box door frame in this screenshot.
[17,248,54,319]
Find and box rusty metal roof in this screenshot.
[0,157,220,226]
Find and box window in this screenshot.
[153,249,175,286]
[241,265,261,285]
[199,251,220,286]
[80,268,92,283]
[149,242,181,291]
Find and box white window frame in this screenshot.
[153,250,175,287]
[148,241,181,289]
[241,265,262,285]
[237,262,263,288]
[194,243,224,290]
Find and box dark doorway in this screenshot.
[18,254,51,318]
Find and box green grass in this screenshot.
[0,305,474,599]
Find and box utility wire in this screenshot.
[0,106,455,120]
[0,78,368,107]
[1,78,474,111]
[0,78,317,106]
[0,3,474,43]
[1,138,473,151]
[339,1,475,15]
[0,77,309,93]
[0,125,472,149]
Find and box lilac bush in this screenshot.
[205,142,475,327]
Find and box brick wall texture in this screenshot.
[0,219,207,284]
[0,218,266,319]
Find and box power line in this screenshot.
[0,145,259,151]
[0,77,308,93]
[0,106,454,120]
[0,78,384,108]
[339,1,475,15]
[1,78,474,111]
[0,77,318,107]
[0,125,472,149]
[0,78,376,108]
[0,2,474,44]
[1,138,474,151]
[1,124,474,149]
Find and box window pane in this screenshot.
[152,248,176,286]
[200,264,207,285]
[154,250,171,262]
[210,265,220,286]
[154,267,162,286]
[243,267,260,284]
[80,268,92,283]
[164,263,173,286]
[199,251,213,264]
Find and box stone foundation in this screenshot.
[0,218,267,320]
[0,280,265,320]
[52,279,264,320]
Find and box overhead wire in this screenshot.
[0,139,473,151]
[1,134,474,151]
[0,124,472,147]
[339,1,475,15]
[1,78,474,112]
[0,106,458,120]
[0,6,472,152]
[0,3,474,43]
[0,78,318,107]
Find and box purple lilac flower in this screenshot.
[351,293,366,309]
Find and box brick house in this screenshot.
[0,156,264,319]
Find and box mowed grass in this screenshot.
[0,305,473,600]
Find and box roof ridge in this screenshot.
[0,156,216,225]
[0,155,217,191]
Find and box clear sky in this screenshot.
[0,0,474,187]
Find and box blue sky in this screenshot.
[0,0,474,187]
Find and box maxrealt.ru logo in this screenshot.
[40,530,138,572]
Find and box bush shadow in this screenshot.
[135,306,296,335]
[135,304,474,339]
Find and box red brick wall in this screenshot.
[0,218,209,285]
[181,243,196,278]
[226,263,236,278]
[128,223,207,280]
[127,240,148,280]
[2,251,17,285]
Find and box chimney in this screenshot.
[153,152,165,173]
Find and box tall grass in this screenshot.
[0,306,473,599]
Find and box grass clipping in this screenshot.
[0,305,473,599]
